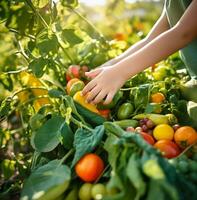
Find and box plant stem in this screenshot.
[70,116,92,131]
[59,148,75,165]
[2,67,28,75]
[9,28,36,40]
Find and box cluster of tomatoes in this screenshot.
[74,153,108,200]
[126,120,197,159]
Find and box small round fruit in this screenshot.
[117,103,134,120]
[135,127,142,133]
[151,92,165,103]
[91,183,106,200]
[174,126,197,149]
[153,124,174,141]
[141,124,148,132]
[69,81,85,97]
[66,78,80,94]
[154,140,181,158]
[146,119,155,129]
[75,153,104,182]
[79,183,93,200]
[140,132,155,145]
[126,126,135,132]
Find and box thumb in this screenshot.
[85,68,103,78]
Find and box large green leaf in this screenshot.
[61,122,74,149]
[60,0,78,8]
[126,154,146,200]
[62,29,83,46]
[72,125,104,166]
[21,160,71,200]
[75,102,106,127]
[31,115,65,152]
[29,57,48,78]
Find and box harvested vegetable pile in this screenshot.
[0,1,197,200]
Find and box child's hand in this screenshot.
[82,66,126,104]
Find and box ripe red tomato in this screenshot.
[140,132,155,145]
[98,109,110,119]
[154,140,181,158]
[75,153,104,182]
[66,65,80,81]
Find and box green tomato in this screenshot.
[91,183,106,200]
[117,103,134,120]
[79,183,93,200]
[70,81,85,97]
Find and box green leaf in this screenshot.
[72,125,104,166]
[37,34,59,54]
[29,57,48,78]
[126,154,146,200]
[32,0,49,8]
[21,160,71,200]
[104,134,120,169]
[62,29,83,46]
[31,115,65,152]
[0,98,11,118]
[48,89,64,98]
[60,0,78,8]
[61,122,74,149]
[75,102,106,127]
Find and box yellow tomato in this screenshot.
[73,91,99,114]
[153,124,174,141]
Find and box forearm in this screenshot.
[112,38,148,63]
[116,26,195,80]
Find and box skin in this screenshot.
[82,1,197,104]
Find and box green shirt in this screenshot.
[165,0,197,79]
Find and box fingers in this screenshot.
[93,90,107,104]
[85,68,103,78]
[86,86,101,103]
[82,80,97,96]
[103,91,116,105]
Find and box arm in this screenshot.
[117,0,197,80]
[83,1,197,104]
[102,9,169,66]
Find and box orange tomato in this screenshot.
[174,126,197,149]
[151,92,165,103]
[75,153,104,182]
[154,140,181,158]
[66,78,80,94]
